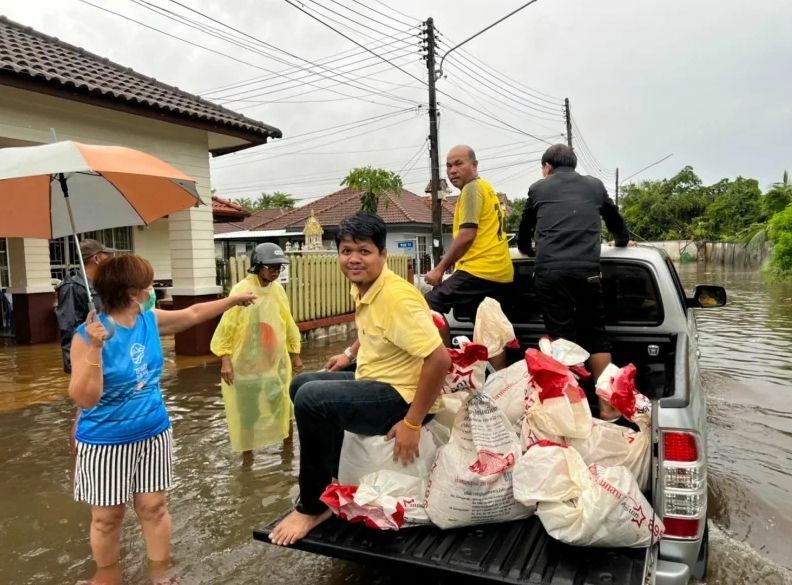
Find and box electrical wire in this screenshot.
[78,0,413,111]
[205,42,419,101]
[214,108,418,161]
[131,0,420,108]
[283,0,428,87]
[214,109,424,168]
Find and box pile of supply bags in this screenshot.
[321,297,663,547]
[513,442,664,546]
[322,423,444,530]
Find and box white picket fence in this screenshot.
[225,253,409,323]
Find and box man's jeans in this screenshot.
[289,371,410,515]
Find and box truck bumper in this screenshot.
[655,560,691,585]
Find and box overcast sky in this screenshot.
[5,0,792,204]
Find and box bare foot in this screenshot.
[241,450,254,467]
[89,562,122,585]
[269,509,332,546]
[148,558,177,585]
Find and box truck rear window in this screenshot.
[498,261,663,326]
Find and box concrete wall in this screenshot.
[704,241,772,267]
[644,240,772,267]
[644,240,700,262]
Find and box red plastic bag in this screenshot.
[443,342,489,394]
[525,349,577,401]
[595,363,650,421]
[320,483,406,531]
[524,349,592,438]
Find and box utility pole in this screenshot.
[564,97,573,150]
[424,17,443,265]
[615,168,620,206]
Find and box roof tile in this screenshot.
[254,187,454,231]
[0,16,281,143]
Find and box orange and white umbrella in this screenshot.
[0,140,201,239]
[0,140,202,324]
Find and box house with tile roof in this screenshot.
[212,196,252,222]
[0,16,281,352]
[214,187,454,274]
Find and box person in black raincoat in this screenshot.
[55,239,116,373]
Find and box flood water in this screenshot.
[1,262,791,585]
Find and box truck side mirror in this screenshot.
[687,285,727,308]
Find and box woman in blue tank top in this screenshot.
[68,255,255,584]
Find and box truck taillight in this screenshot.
[663,432,698,462]
[661,430,706,540]
[662,517,701,539]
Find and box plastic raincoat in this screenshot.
[211,275,301,451]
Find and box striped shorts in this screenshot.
[74,427,173,507]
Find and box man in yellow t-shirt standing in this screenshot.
[269,212,451,547]
[425,145,514,352]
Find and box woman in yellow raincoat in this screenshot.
[211,243,303,465]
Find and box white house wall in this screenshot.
[133,218,171,280]
[0,85,217,295]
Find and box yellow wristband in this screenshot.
[85,357,102,367]
[402,417,421,432]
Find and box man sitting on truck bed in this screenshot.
[269,212,451,546]
[516,144,633,420]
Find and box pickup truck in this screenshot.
[254,245,725,585]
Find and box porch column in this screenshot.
[168,205,221,356]
[8,238,56,344]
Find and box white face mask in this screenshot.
[138,287,156,313]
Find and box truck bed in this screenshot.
[253,515,647,584]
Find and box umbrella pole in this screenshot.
[58,173,115,341]
[57,173,95,313]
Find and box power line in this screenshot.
[437,36,561,105]
[398,139,430,175]
[621,154,674,184]
[214,109,424,168]
[211,51,420,105]
[441,54,561,116]
[440,100,554,144]
[283,0,428,87]
[441,73,562,131]
[215,108,417,159]
[78,0,412,111]
[213,55,416,104]
[319,0,408,35]
[369,0,421,27]
[436,0,541,80]
[203,38,418,100]
[349,0,418,29]
[570,116,613,175]
[132,0,420,109]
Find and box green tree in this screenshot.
[762,171,792,217]
[505,197,527,232]
[233,191,295,212]
[768,202,792,277]
[701,177,762,240]
[341,166,403,213]
[620,167,712,240]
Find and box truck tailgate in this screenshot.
[254,515,646,584]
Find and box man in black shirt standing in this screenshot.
[517,144,632,420]
[55,239,116,373]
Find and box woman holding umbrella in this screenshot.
[68,254,255,584]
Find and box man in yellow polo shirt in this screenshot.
[269,212,451,547]
[425,145,514,353]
